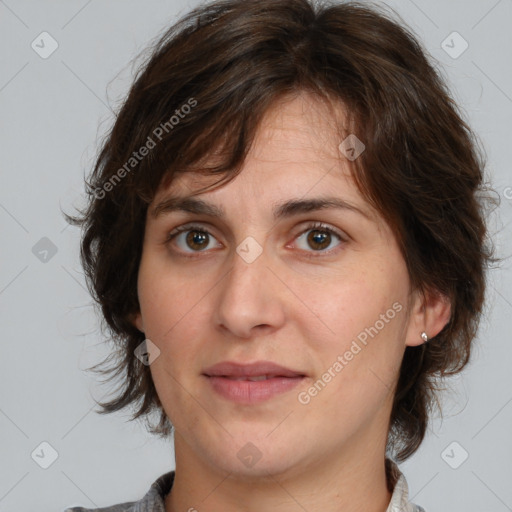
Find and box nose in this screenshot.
[212,242,286,340]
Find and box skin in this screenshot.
[133,92,451,512]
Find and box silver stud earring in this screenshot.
[421,332,429,343]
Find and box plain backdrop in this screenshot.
[1,0,511,511]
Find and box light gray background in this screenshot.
[1,0,511,511]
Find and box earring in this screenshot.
[421,331,429,343]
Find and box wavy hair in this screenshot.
[66,0,497,462]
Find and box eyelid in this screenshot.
[289,221,347,257]
[292,221,347,242]
[164,222,223,250]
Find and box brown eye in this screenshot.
[166,224,221,254]
[306,229,332,250]
[294,223,344,254]
[185,230,209,251]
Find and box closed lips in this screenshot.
[222,375,292,381]
[203,361,306,404]
[202,361,306,379]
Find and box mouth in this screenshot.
[202,361,306,404]
[204,375,306,404]
[218,374,291,381]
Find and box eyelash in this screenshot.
[164,222,347,259]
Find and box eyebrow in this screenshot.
[151,195,372,221]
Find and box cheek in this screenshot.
[140,277,208,425]
[296,265,404,345]
[137,270,207,408]
[137,258,204,341]
[296,287,407,439]
[296,263,408,393]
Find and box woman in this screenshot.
[65,0,495,510]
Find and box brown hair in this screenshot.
[66,0,497,462]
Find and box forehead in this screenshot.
[237,92,361,182]
[158,94,343,182]
[150,92,380,223]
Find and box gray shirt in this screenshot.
[63,459,425,512]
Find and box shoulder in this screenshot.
[62,470,175,512]
[63,503,135,512]
[385,458,427,512]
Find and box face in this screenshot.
[134,93,425,479]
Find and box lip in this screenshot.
[202,361,306,404]
[203,361,305,378]
[203,361,304,378]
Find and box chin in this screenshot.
[216,454,300,481]
[204,434,308,480]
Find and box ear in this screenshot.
[405,287,452,347]
[129,311,145,333]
